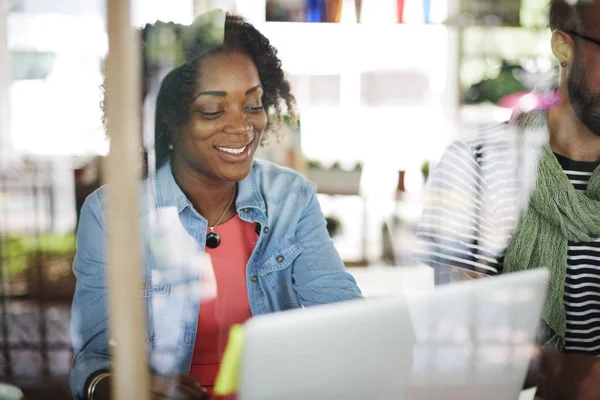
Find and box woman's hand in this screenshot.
[150,375,209,400]
[89,373,209,400]
[525,347,600,400]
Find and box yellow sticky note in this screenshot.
[214,324,245,395]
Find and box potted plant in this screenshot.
[306,160,363,195]
[2,234,76,299]
[1,236,29,295]
[421,161,430,183]
[325,216,342,238]
[306,159,324,170]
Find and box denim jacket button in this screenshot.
[242,208,249,213]
[251,275,258,282]
[263,227,270,233]
[276,255,284,263]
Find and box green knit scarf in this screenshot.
[503,143,600,350]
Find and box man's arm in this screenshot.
[524,347,600,400]
[413,140,506,279]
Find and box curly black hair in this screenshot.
[101,13,297,171]
[152,13,297,170]
[549,0,594,33]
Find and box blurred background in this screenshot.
[0,0,553,398]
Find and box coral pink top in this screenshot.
[189,214,258,399]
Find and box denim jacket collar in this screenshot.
[153,158,267,215]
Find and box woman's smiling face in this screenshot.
[172,51,268,183]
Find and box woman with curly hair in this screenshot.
[70,10,362,400]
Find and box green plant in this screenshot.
[466,61,527,105]
[421,161,430,182]
[1,236,28,277]
[331,161,342,170]
[325,216,342,238]
[306,159,324,169]
[1,233,76,279]
[283,114,300,129]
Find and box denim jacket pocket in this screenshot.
[141,277,171,297]
[258,238,304,276]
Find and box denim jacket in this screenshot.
[69,159,362,399]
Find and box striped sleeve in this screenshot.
[413,133,520,277]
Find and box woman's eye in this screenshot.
[246,105,264,114]
[198,110,224,118]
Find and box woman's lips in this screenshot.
[215,144,247,155]
[214,138,254,163]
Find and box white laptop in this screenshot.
[237,268,549,400]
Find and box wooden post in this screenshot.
[0,0,12,170]
[0,6,12,379]
[105,0,149,399]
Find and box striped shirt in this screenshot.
[556,153,600,354]
[414,123,528,276]
[414,120,600,355]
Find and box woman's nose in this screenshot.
[225,109,251,135]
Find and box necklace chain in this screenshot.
[208,186,237,231]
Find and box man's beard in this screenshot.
[568,53,600,136]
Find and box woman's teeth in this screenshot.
[216,145,247,155]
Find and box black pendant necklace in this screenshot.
[206,187,237,249]
[206,231,221,249]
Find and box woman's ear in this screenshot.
[551,30,575,68]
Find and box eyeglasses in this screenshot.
[565,30,600,47]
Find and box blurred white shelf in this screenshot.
[259,21,447,33]
[307,168,362,195]
[459,103,512,127]
[255,22,450,75]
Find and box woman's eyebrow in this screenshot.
[191,90,226,102]
[245,84,262,95]
[191,85,262,102]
